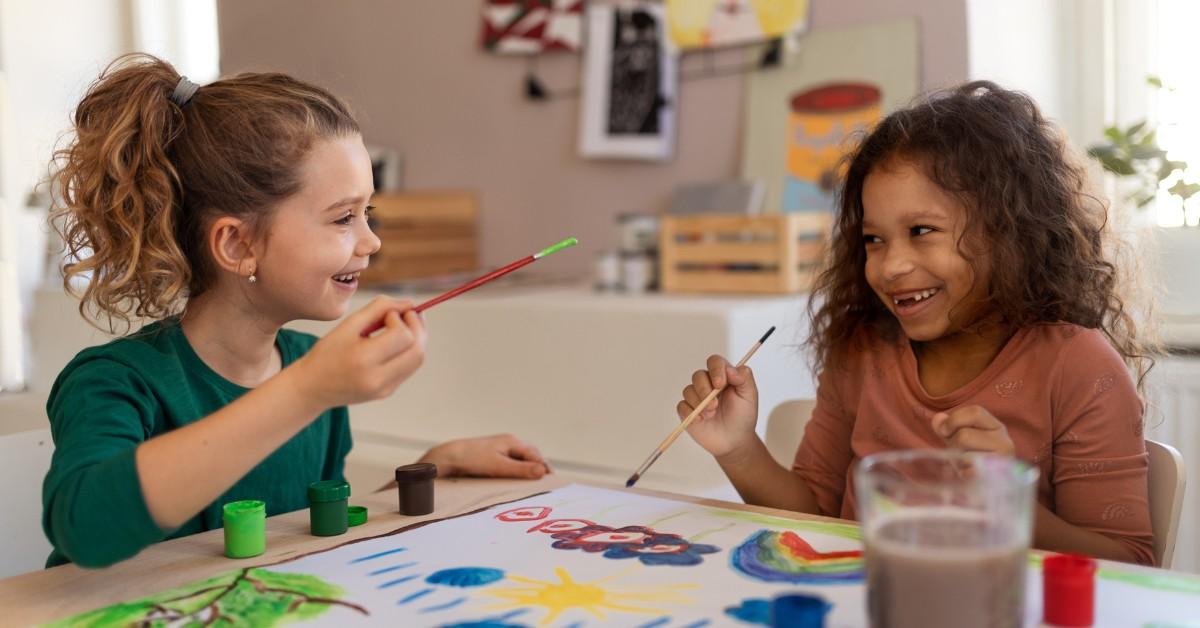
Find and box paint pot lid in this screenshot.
[770,593,831,628]
[789,83,881,113]
[222,499,265,521]
[1043,553,1096,627]
[307,480,350,503]
[395,462,438,482]
[348,505,368,526]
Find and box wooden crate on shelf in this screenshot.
[359,191,479,286]
[659,213,831,294]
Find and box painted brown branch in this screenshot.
[244,574,370,616]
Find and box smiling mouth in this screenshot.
[891,287,940,308]
[332,271,360,285]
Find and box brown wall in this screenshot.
[218,0,967,275]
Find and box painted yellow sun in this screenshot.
[484,567,698,625]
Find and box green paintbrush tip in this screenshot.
[535,237,578,259]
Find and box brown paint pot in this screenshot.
[395,462,437,515]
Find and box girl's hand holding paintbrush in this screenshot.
[677,355,762,460]
[294,295,428,410]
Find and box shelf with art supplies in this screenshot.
[623,179,833,296]
[659,211,830,294]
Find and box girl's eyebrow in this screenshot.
[323,194,371,212]
[863,209,948,230]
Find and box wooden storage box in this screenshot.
[359,191,479,286]
[659,213,831,294]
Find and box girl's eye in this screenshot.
[911,225,935,237]
[335,205,375,226]
[862,234,881,246]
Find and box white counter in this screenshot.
[6,284,816,500]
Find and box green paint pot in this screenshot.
[307,480,350,537]
[222,499,266,559]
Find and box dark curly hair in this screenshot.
[806,81,1155,389]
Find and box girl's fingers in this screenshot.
[944,427,1012,456]
[691,369,714,397]
[933,406,998,439]
[706,355,730,389]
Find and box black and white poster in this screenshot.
[579,3,677,160]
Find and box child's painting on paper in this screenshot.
[50,485,1200,627]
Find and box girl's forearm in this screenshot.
[135,363,326,529]
[716,438,823,515]
[1033,504,1142,564]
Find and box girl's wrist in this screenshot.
[417,442,460,477]
[715,435,766,468]
[278,356,335,418]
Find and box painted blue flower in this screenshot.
[601,534,721,566]
[426,567,505,588]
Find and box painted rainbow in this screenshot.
[731,530,864,584]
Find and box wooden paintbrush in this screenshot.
[625,325,776,488]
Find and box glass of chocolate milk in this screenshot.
[855,450,1038,628]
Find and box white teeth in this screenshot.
[333,272,359,282]
[893,288,937,305]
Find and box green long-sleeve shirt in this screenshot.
[42,319,351,568]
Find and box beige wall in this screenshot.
[218,0,967,275]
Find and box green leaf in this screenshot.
[1130,145,1166,160]
[1148,75,1164,89]
[1104,126,1125,144]
[1127,121,1147,137]
[1135,193,1158,208]
[1169,180,1200,200]
[1158,161,1185,181]
[1097,155,1137,176]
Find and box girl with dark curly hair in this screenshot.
[676,81,1156,565]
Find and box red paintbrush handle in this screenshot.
[359,256,535,337]
[413,256,533,312]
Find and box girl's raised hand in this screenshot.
[295,296,427,409]
[931,405,1016,457]
[676,354,761,459]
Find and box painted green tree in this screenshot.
[47,568,368,627]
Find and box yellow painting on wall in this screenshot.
[665,0,808,49]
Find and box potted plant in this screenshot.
[1087,76,1200,320]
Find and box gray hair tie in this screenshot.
[171,76,200,107]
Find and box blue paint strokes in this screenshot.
[637,618,671,628]
[421,597,467,613]
[349,547,407,563]
[439,622,527,628]
[399,588,435,604]
[439,608,532,628]
[724,598,771,625]
[378,574,422,589]
[426,567,506,588]
[369,562,417,576]
[682,620,712,628]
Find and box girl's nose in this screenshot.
[880,245,916,281]
[357,220,381,258]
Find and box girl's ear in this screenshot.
[208,216,259,280]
